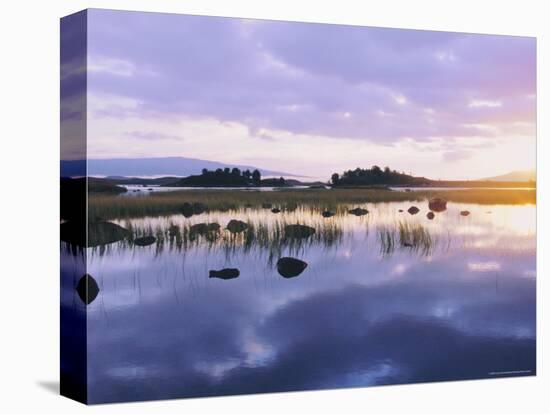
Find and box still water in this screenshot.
[62,200,536,403]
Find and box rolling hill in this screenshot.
[60,157,295,178]
[481,170,535,182]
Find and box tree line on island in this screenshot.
[92,164,534,190]
[172,165,426,188]
[331,166,428,187]
[172,167,290,187]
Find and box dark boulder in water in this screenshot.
[181,203,194,218]
[428,198,447,212]
[277,257,308,278]
[348,207,369,216]
[133,235,156,246]
[460,210,471,216]
[207,223,221,232]
[322,211,335,218]
[190,223,208,235]
[190,222,221,236]
[181,202,208,218]
[209,268,240,280]
[407,206,420,215]
[61,220,131,248]
[226,219,248,233]
[271,208,281,213]
[426,211,435,220]
[284,224,316,239]
[76,274,100,305]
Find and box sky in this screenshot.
[78,9,535,180]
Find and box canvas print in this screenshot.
[60,9,536,404]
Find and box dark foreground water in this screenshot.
[61,200,536,403]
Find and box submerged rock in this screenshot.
[209,268,240,280]
[348,207,369,216]
[284,224,316,239]
[133,235,156,246]
[271,208,281,213]
[277,257,308,278]
[76,274,100,305]
[226,219,248,233]
[428,198,447,212]
[407,206,420,215]
[322,211,335,218]
[61,220,131,248]
[460,210,471,216]
[426,211,435,220]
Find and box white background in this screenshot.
[0,0,547,412]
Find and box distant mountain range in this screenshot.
[481,170,536,182]
[61,157,296,178]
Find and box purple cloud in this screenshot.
[86,9,536,144]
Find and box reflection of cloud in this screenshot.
[468,261,501,272]
[83,203,536,403]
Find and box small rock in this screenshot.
[207,223,221,232]
[426,211,435,220]
[271,208,281,213]
[398,209,404,213]
[226,219,248,233]
[322,211,335,218]
[209,268,240,280]
[348,207,369,216]
[277,257,308,278]
[76,274,100,305]
[133,236,156,246]
[407,206,420,215]
[284,224,316,239]
[61,220,131,248]
[460,210,470,216]
[428,198,447,212]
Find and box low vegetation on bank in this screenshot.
[88,187,536,220]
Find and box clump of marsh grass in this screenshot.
[378,221,434,257]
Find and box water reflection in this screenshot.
[77,200,535,403]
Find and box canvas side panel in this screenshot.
[60,9,88,404]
